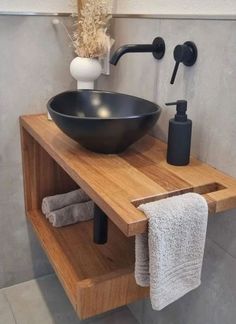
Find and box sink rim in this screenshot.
[47,89,161,121]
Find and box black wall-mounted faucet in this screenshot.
[170,41,198,84]
[110,37,165,65]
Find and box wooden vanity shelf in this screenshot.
[20,114,236,319]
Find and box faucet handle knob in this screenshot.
[170,41,198,84]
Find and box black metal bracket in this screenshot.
[93,205,108,244]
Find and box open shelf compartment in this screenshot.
[20,125,148,319]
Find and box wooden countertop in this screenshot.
[20,114,236,236]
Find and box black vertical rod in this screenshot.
[93,204,108,244]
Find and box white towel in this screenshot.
[48,201,94,227]
[135,193,208,311]
[42,189,90,216]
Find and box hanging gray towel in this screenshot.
[135,192,208,310]
[42,189,90,216]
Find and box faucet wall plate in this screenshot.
[180,41,198,66]
[152,37,166,60]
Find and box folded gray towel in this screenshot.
[48,201,94,227]
[42,189,90,217]
[135,193,208,311]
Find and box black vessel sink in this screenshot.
[48,90,161,154]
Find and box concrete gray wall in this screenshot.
[97,18,236,324]
[112,0,236,16]
[1,14,236,324]
[0,15,75,288]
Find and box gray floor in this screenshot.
[0,274,138,324]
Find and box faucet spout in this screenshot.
[110,44,153,65]
[110,37,165,65]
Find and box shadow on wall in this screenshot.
[0,14,75,290]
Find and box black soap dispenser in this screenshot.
[166,100,192,166]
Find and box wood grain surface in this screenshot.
[20,114,236,236]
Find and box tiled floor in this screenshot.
[0,274,138,324]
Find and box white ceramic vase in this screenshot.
[70,57,102,90]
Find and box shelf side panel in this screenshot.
[20,125,78,212]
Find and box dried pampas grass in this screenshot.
[73,0,113,58]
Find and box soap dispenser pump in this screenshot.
[166,100,192,166]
